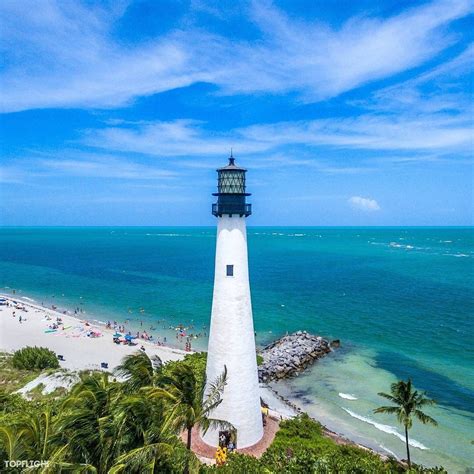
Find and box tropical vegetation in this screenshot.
[374,379,438,469]
[202,414,445,473]
[0,351,445,473]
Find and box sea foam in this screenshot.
[342,408,429,450]
[338,393,357,400]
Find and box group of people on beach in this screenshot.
[105,317,206,352]
[5,291,206,354]
[48,316,63,331]
[5,300,28,324]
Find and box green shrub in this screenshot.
[270,414,333,451]
[262,415,400,473]
[200,452,266,473]
[11,346,59,370]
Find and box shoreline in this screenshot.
[0,292,392,461]
[0,293,188,370]
[2,290,208,352]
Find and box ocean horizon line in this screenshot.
[1,225,473,229]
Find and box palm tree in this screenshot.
[374,379,437,468]
[114,352,162,393]
[58,371,121,471]
[151,363,232,473]
[108,394,177,473]
[0,406,94,473]
[54,368,180,474]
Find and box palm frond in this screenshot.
[201,417,235,435]
[376,392,397,403]
[202,366,227,414]
[414,409,438,426]
[109,442,173,473]
[373,406,400,415]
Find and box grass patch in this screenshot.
[0,352,40,393]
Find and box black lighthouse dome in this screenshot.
[212,153,252,217]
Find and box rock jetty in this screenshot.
[258,331,334,382]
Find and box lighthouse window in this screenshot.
[226,265,234,276]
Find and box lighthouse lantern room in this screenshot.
[212,155,252,218]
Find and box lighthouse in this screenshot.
[203,153,264,449]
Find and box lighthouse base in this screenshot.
[184,418,279,459]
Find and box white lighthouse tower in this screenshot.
[203,154,263,449]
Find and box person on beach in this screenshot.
[19,314,22,323]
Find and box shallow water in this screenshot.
[0,226,473,470]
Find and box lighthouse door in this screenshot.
[218,430,237,449]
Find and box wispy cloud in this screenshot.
[39,156,176,179]
[214,0,473,101]
[1,152,177,184]
[83,120,268,156]
[348,196,381,212]
[83,109,472,159]
[0,1,207,112]
[241,113,472,152]
[1,0,472,112]
[0,165,30,184]
[359,44,474,113]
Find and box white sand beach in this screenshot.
[0,294,186,371]
[0,293,297,420]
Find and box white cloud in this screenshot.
[84,119,271,156]
[0,1,208,112]
[1,152,177,183]
[0,0,472,112]
[359,44,474,114]
[348,196,381,212]
[39,156,177,180]
[214,0,473,101]
[240,112,472,152]
[83,108,472,158]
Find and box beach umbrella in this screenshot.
[125,334,133,341]
[113,333,122,337]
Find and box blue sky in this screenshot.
[0,0,472,226]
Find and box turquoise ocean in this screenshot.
[0,227,473,471]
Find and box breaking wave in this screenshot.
[342,408,429,450]
[338,393,357,400]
